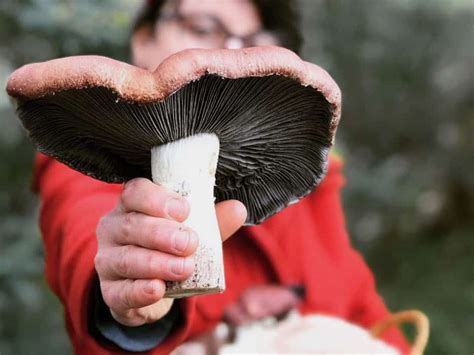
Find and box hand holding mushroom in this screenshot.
[94,178,246,326]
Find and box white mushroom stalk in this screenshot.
[151,133,223,297]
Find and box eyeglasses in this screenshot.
[159,5,280,49]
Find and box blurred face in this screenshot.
[132,0,279,70]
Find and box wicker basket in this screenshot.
[370,310,430,355]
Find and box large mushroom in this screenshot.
[6,46,341,298]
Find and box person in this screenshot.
[34,0,410,354]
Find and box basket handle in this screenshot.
[370,310,429,355]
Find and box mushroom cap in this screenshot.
[7,46,341,225]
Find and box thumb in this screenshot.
[215,200,247,242]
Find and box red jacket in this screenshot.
[35,153,409,354]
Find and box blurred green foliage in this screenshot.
[0,0,472,354]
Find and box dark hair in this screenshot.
[132,0,302,53]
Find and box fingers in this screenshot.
[109,297,175,327]
[216,199,247,241]
[240,286,299,318]
[223,286,300,326]
[119,178,245,242]
[95,178,248,327]
[95,245,195,281]
[224,303,251,326]
[98,212,198,256]
[120,178,189,221]
[101,180,245,250]
[101,278,165,313]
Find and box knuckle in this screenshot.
[94,252,106,273]
[96,215,107,239]
[143,251,159,276]
[124,178,140,192]
[121,179,141,207]
[150,219,163,237]
[121,212,135,242]
[120,188,131,208]
[117,258,130,277]
[116,248,132,276]
[100,284,115,308]
[150,220,169,248]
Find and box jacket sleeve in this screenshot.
[89,276,179,352]
[321,157,410,354]
[346,249,411,354]
[34,153,197,354]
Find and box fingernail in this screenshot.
[166,198,187,221]
[170,259,185,275]
[173,228,191,252]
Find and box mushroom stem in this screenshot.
[151,133,224,298]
